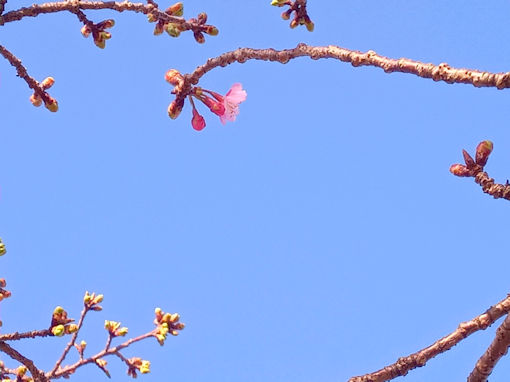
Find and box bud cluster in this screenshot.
[271,0,314,31]
[80,19,115,49]
[50,306,77,336]
[29,77,58,112]
[153,307,185,345]
[104,320,129,337]
[149,2,218,43]
[83,291,104,311]
[450,140,493,178]
[127,357,151,378]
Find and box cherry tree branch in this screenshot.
[49,306,90,377]
[50,331,155,379]
[2,1,203,31]
[467,314,510,382]
[348,293,510,382]
[0,341,48,382]
[0,329,52,342]
[173,43,510,106]
[0,44,48,99]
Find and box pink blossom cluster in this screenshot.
[165,70,246,131]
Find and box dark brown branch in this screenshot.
[467,314,510,382]
[348,293,510,382]
[173,43,510,107]
[473,172,510,201]
[0,329,52,342]
[0,341,48,382]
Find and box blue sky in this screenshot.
[2,1,510,381]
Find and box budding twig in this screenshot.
[467,313,510,382]
[49,306,89,377]
[450,141,510,201]
[0,45,47,99]
[50,331,155,379]
[2,1,196,30]
[173,43,510,106]
[348,294,510,382]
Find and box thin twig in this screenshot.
[467,314,510,382]
[174,43,510,106]
[0,45,41,93]
[48,306,89,377]
[49,330,156,379]
[0,341,48,382]
[348,294,510,382]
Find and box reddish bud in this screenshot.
[30,93,42,107]
[44,98,59,112]
[203,25,219,36]
[191,109,206,131]
[153,22,165,35]
[462,149,475,167]
[281,10,292,20]
[97,19,115,30]
[41,77,55,90]
[165,69,183,86]
[197,12,207,24]
[168,99,184,119]
[449,164,471,177]
[193,31,205,43]
[81,25,91,38]
[200,95,225,116]
[166,2,183,16]
[475,140,493,167]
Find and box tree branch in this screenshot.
[0,341,48,382]
[467,313,510,382]
[2,1,198,30]
[48,306,89,377]
[0,329,52,342]
[50,331,155,379]
[173,43,510,107]
[348,293,510,382]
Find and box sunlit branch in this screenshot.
[0,341,48,382]
[173,43,510,106]
[50,331,155,379]
[3,1,194,29]
[467,313,510,382]
[348,293,510,382]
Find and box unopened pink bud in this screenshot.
[449,164,471,177]
[475,140,493,167]
[165,69,183,86]
[191,109,206,131]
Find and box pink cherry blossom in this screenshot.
[219,83,247,125]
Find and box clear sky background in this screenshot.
[2,1,510,381]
